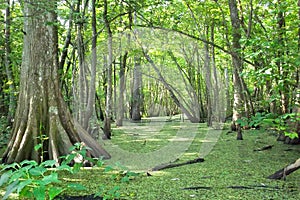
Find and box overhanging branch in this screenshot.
[136,24,255,67]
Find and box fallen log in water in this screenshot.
[268,158,300,180]
[151,157,204,171]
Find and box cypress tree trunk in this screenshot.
[4,0,15,124]
[2,0,110,164]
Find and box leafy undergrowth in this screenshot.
[1,121,300,199]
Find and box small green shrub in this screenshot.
[237,112,300,139]
[0,142,139,200]
[0,143,90,200]
[0,159,68,200]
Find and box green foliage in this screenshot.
[0,159,63,200]
[95,185,121,200]
[0,117,11,149]
[0,143,91,200]
[236,112,267,128]
[271,113,300,139]
[0,142,140,199]
[94,163,140,200]
[237,112,299,139]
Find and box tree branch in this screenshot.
[136,24,255,67]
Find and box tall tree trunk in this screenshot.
[115,10,131,126]
[131,12,142,121]
[84,0,98,136]
[196,48,205,122]
[76,0,87,126]
[74,0,97,131]
[116,52,127,126]
[131,56,142,121]
[103,0,113,139]
[277,0,289,114]
[211,21,222,122]
[2,0,110,164]
[229,0,243,140]
[224,67,231,118]
[204,26,212,127]
[4,0,15,124]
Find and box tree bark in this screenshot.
[84,0,97,134]
[268,158,300,180]
[277,0,289,115]
[4,0,15,124]
[2,0,110,164]
[103,0,113,139]
[74,0,97,131]
[131,56,142,121]
[204,28,212,127]
[211,21,221,123]
[229,0,243,140]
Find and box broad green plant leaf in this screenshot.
[49,187,65,200]
[34,144,42,151]
[42,173,61,185]
[33,185,45,200]
[3,180,19,200]
[40,160,57,167]
[20,160,38,167]
[0,171,12,186]
[57,164,73,173]
[72,162,82,173]
[17,179,32,193]
[2,162,19,171]
[29,166,47,176]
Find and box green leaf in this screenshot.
[40,160,57,167]
[57,164,73,173]
[72,162,82,173]
[69,143,82,151]
[61,153,76,165]
[104,165,114,172]
[42,173,61,185]
[236,118,248,127]
[2,162,19,171]
[96,159,104,167]
[19,186,33,198]
[29,166,47,176]
[0,171,12,186]
[20,160,38,167]
[33,185,45,200]
[3,180,19,200]
[17,179,32,193]
[49,187,65,200]
[284,131,298,139]
[34,144,43,151]
[9,170,25,183]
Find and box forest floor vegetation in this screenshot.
[1,118,300,199]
